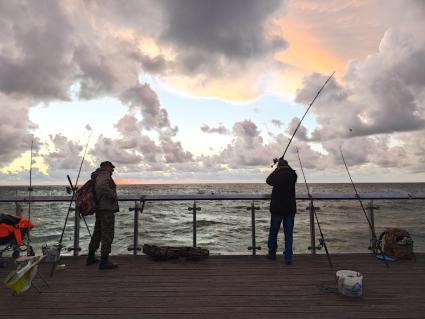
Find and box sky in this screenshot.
[0,0,424,185]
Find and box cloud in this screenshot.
[92,114,162,166]
[72,0,289,80]
[156,0,288,76]
[271,119,284,127]
[286,117,308,141]
[295,29,425,141]
[43,134,84,170]
[120,84,176,132]
[200,124,230,135]
[207,120,280,167]
[0,94,37,166]
[90,111,194,168]
[0,1,75,100]
[159,133,194,163]
[91,135,143,166]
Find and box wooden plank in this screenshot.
[0,254,424,318]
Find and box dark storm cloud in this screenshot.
[0,95,37,165]
[158,0,287,58]
[152,0,289,75]
[0,1,75,100]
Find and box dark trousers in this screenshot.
[88,210,115,256]
[267,214,295,262]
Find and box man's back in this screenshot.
[266,166,297,216]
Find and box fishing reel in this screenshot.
[271,158,279,167]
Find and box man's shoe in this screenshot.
[99,254,118,270]
[86,254,99,266]
[267,254,276,260]
[285,260,292,265]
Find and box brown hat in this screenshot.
[100,161,115,168]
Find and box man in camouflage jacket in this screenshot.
[86,161,119,269]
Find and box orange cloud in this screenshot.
[273,18,346,94]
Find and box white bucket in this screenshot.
[336,270,363,297]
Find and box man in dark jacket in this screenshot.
[86,161,119,269]
[266,158,297,264]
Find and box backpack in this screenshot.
[75,179,97,216]
[377,228,414,259]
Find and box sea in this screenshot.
[0,183,424,256]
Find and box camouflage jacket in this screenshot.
[91,168,119,213]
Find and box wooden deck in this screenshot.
[1,254,424,318]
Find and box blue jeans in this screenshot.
[267,214,295,262]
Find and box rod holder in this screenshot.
[247,201,261,255]
[128,200,145,255]
[306,202,320,254]
[73,205,80,256]
[188,201,201,247]
[367,200,379,253]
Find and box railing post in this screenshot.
[307,201,320,255]
[188,201,201,247]
[367,200,379,253]
[247,201,261,255]
[73,207,80,256]
[128,200,145,255]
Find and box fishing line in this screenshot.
[273,71,335,166]
[339,146,389,267]
[51,132,92,276]
[296,147,333,268]
[26,138,34,256]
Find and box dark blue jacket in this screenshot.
[266,166,297,216]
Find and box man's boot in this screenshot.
[86,249,99,266]
[99,254,118,270]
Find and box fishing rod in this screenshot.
[273,71,335,166]
[67,174,92,238]
[51,133,92,276]
[26,139,34,256]
[339,146,389,267]
[296,148,333,268]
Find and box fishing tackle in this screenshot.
[339,146,389,267]
[51,133,92,276]
[296,148,333,268]
[67,175,92,238]
[272,71,335,166]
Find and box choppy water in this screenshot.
[1,183,424,256]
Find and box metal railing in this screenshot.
[1,192,425,256]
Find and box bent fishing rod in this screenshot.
[273,71,335,166]
[51,133,92,276]
[339,146,389,267]
[296,148,333,268]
